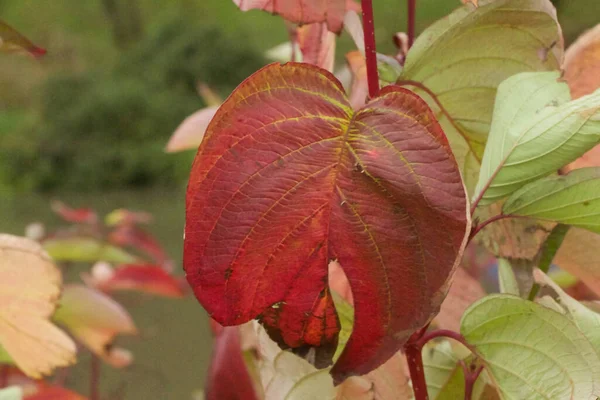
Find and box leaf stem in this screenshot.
[468,214,519,242]
[405,329,429,400]
[407,0,416,47]
[462,362,484,400]
[90,354,101,400]
[360,0,379,98]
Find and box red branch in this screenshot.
[408,0,416,47]
[361,0,379,98]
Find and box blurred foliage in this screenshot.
[0,20,266,192]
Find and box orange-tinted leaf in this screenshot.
[564,24,600,100]
[165,106,219,153]
[0,235,76,378]
[53,285,137,368]
[184,63,470,382]
[297,23,336,72]
[83,263,185,298]
[345,51,368,110]
[461,0,478,6]
[232,0,360,34]
[205,326,259,400]
[434,267,485,331]
[0,20,46,57]
[50,201,97,225]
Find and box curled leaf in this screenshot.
[345,51,368,110]
[184,62,470,381]
[54,285,137,368]
[232,0,360,34]
[165,106,219,153]
[0,235,76,378]
[297,23,336,72]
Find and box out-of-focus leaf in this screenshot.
[43,237,137,264]
[232,0,360,34]
[184,62,470,381]
[461,294,600,399]
[345,51,368,110]
[50,201,97,225]
[400,0,562,165]
[0,234,76,378]
[474,72,600,205]
[535,270,600,352]
[0,20,46,57]
[434,267,485,331]
[503,168,600,233]
[104,209,152,227]
[0,368,87,400]
[165,106,219,153]
[25,385,87,400]
[108,225,167,264]
[297,23,335,72]
[555,228,600,296]
[564,24,600,99]
[205,325,259,400]
[82,263,185,298]
[53,285,137,368]
[0,387,22,400]
[343,10,364,53]
[476,203,554,261]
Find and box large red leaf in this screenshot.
[184,62,469,382]
[232,0,360,34]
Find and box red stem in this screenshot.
[405,341,429,400]
[469,214,527,243]
[407,0,416,47]
[90,354,100,400]
[361,0,379,98]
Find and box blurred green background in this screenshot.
[0,0,598,399]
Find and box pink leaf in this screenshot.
[166,107,219,153]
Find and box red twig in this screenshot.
[90,354,101,400]
[361,0,379,98]
[468,214,519,242]
[407,0,416,47]
[405,340,429,400]
[464,365,484,400]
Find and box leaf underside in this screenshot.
[184,62,469,382]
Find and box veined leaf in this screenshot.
[564,24,600,99]
[504,168,600,233]
[474,72,600,205]
[297,23,336,72]
[232,0,360,34]
[534,270,600,353]
[184,62,469,381]
[461,294,600,399]
[400,0,562,164]
[0,19,46,57]
[0,235,76,378]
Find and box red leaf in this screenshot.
[83,263,185,298]
[232,0,360,34]
[184,63,469,382]
[205,326,259,400]
[51,201,97,225]
[26,384,88,400]
[108,225,167,264]
[297,23,336,72]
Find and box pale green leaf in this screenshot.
[535,270,600,352]
[422,340,465,399]
[284,370,335,400]
[0,387,22,400]
[461,294,600,399]
[43,237,138,263]
[331,291,353,362]
[504,168,600,233]
[475,72,600,205]
[497,259,520,296]
[400,0,562,165]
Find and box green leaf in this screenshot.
[535,270,600,353]
[0,387,22,400]
[400,0,562,166]
[422,340,466,399]
[497,258,520,296]
[331,291,353,362]
[43,237,138,263]
[475,72,600,205]
[527,224,570,300]
[504,168,600,233]
[461,294,600,399]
